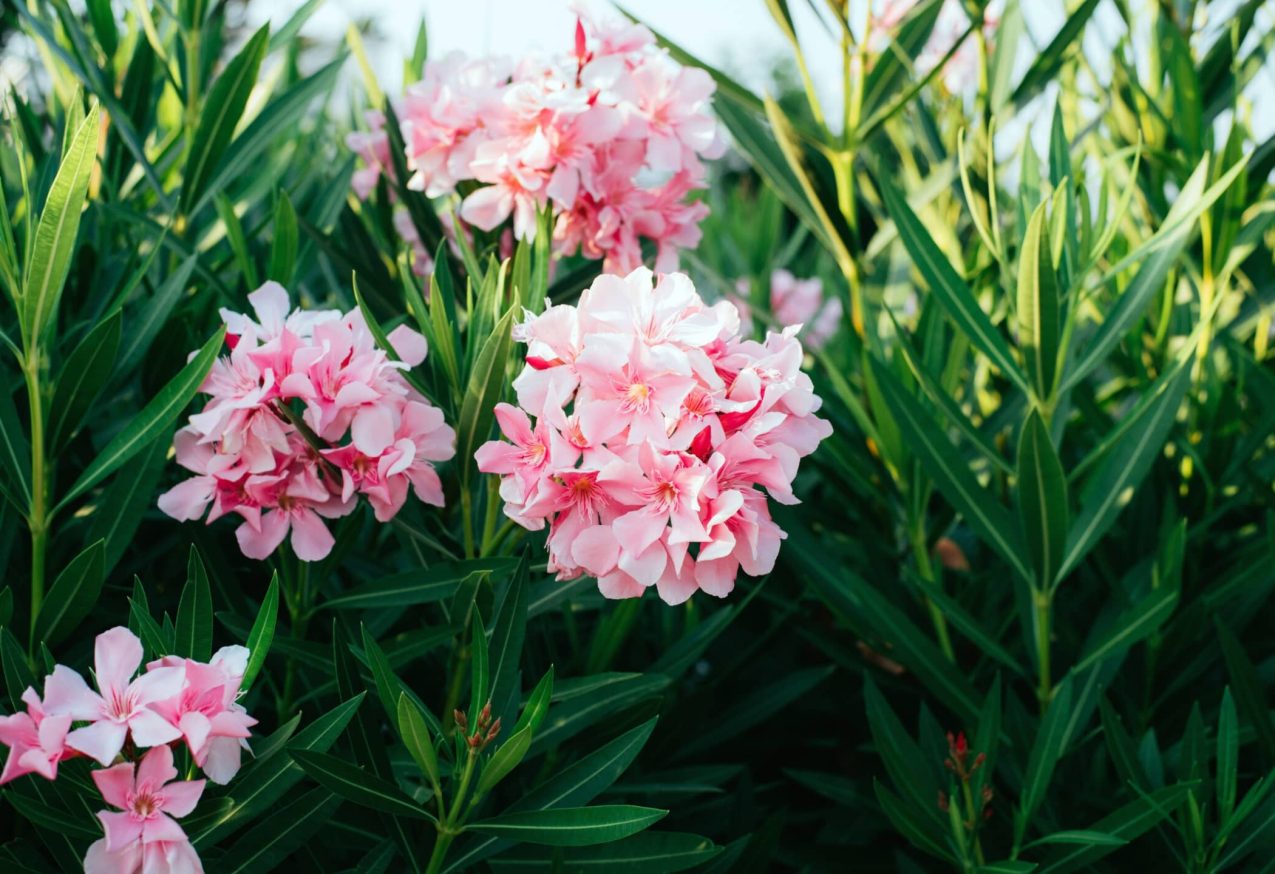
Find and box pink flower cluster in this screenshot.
[0,627,256,873]
[349,6,724,274]
[476,268,830,604]
[732,269,843,351]
[158,282,456,561]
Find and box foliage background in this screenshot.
[0,0,1274,872]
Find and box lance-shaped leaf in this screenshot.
[467,805,666,847]
[398,692,440,790]
[1015,677,1075,845]
[457,307,515,487]
[175,546,213,661]
[1059,357,1191,579]
[1017,203,1061,399]
[1035,783,1196,873]
[267,191,298,286]
[488,832,721,872]
[242,572,279,692]
[216,788,343,874]
[180,26,269,214]
[49,311,121,451]
[33,539,105,647]
[291,750,430,820]
[1073,586,1178,675]
[0,382,32,509]
[1017,411,1068,589]
[877,171,1030,395]
[870,356,1031,582]
[22,103,100,343]
[58,326,225,511]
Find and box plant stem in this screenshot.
[1033,587,1053,709]
[24,356,47,656]
[425,747,478,874]
[910,519,956,662]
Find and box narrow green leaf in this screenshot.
[1216,618,1275,765]
[33,539,105,647]
[1218,688,1239,823]
[870,357,1031,582]
[291,749,430,820]
[58,326,225,511]
[180,26,270,214]
[398,692,440,789]
[0,383,32,509]
[175,545,213,661]
[23,103,100,343]
[1017,411,1068,588]
[469,608,490,720]
[1010,0,1101,105]
[1059,358,1191,579]
[457,307,515,487]
[1025,830,1128,849]
[49,311,121,451]
[1017,677,1075,843]
[217,788,343,874]
[267,191,298,286]
[1017,203,1060,398]
[468,805,666,847]
[1035,783,1196,873]
[1073,586,1178,675]
[322,558,515,610]
[116,255,197,375]
[242,572,278,691]
[877,170,1030,395]
[487,831,720,872]
[88,436,167,575]
[488,554,530,725]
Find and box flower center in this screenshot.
[622,381,651,412]
[129,791,162,819]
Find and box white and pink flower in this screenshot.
[478,268,830,604]
[159,283,456,562]
[349,7,724,274]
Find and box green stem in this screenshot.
[1033,587,1053,709]
[425,747,479,874]
[478,478,501,557]
[911,520,956,662]
[24,357,47,656]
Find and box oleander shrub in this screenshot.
[0,0,1273,871]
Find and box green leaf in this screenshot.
[180,26,270,214]
[175,545,213,661]
[870,357,1031,582]
[1062,157,1245,391]
[468,805,666,847]
[874,779,953,862]
[488,554,530,725]
[1010,0,1101,105]
[398,692,440,789]
[291,749,430,820]
[488,831,720,872]
[322,558,515,610]
[1218,688,1239,823]
[117,255,197,374]
[457,307,516,487]
[1017,411,1069,589]
[33,539,104,647]
[1017,203,1061,398]
[469,608,490,721]
[1073,586,1178,675]
[0,383,32,509]
[216,788,343,874]
[242,572,279,692]
[58,326,225,512]
[1024,830,1127,849]
[1059,357,1191,579]
[22,103,100,343]
[511,666,555,739]
[681,666,831,757]
[877,170,1029,396]
[49,311,121,451]
[1036,783,1195,873]
[1216,618,1275,765]
[267,191,298,285]
[188,693,365,847]
[864,676,945,832]
[1016,677,1075,843]
[88,435,167,575]
[529,672,666,757]
[476,719,534,798]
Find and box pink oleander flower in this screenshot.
[146,647,256,785]
[43,627,184,767]
[160,282,456,561]
[83,745,205,874]
[732,270,843,350]
[478,267,830,604]
[348,5,723,274]
[0,686,74,783]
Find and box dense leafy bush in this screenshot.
[0,0,1273,871]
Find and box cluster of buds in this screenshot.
[937,731,994,826]
[455,702,502,751]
